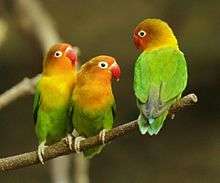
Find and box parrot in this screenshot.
[132,18,188,135]
[33,43,78,164]
[71,55,120,158]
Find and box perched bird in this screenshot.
[33,43,78,163]
[132,18,188,135]
[71,55,120,158]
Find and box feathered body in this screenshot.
[35,73,75,144]
[33,43,77,163]
[133,19,188,135]
[72,55,120,158]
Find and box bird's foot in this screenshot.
[38,141,47,164]
[99,129,108,145]
[74,136,85,153]
[171,114,175,120]
[152,104,170,118]
[64,133,73,150]
[72,129,79,138]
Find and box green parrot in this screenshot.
[132,18,188,135]
[71,55,121,158]
[33,43,78,163]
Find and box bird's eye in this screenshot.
[138,30,146,37]
[98,61,108,69]
[54,51,63,58]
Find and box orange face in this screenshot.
[43,43,78,75]
[132,19,177,51]
[81,55,121,81]
[133,21,152,51]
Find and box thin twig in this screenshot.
[15,0,61,51]
[0,75,41,110]
[0,93,197,172]
[14,0,79,53]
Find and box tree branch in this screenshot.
[14,0,79,53]
[0,93,197,172]
[14,0,60,51]
[0,75,41,110]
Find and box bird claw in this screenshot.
[171,114,175,119]
[72,129,79,138]
[99,129,108,145]
[64,134,73,150]
[38,141,47,164]
[74,136,85,153]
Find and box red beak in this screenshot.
[109,62,121,81]
[65,47,78,65]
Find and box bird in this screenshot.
[132,18,188,135]
[71,55,120,158]
[33,43,78,163]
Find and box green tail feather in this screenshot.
[148,112,167,135]
[137,114,149,135]
[83,145,105,159]
[138,112,168,135]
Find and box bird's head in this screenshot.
[80,55,121,82]
[132,18,178,51]
[43,43,78,75]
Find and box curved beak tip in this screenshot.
[66,47,78,65]
[110,63,121,81]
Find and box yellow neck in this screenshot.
[143,19,179,51]
[43,65,76,76]
[39,71,76,109]
[145,32,178,52]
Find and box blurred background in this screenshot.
[0,0,219,182]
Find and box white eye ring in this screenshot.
[54,51,63,58]
[138,30,146,37]
[98,61,108,69]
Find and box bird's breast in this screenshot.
[73,84,114,112]
[40,75,75,110]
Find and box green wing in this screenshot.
[134,47,187,106]
[33,80,41,124]
[134,47,188,135]
[160,49,188,102]
[112,101,116,121]
[68,100,74,133]
[134,51,151,103]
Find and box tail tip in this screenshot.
[139,127,148,135]
[148,118,155,124]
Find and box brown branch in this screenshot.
[14,0,79,53]
[15,0,61,51]
[0,93,197,172]
[0,75,41,110]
